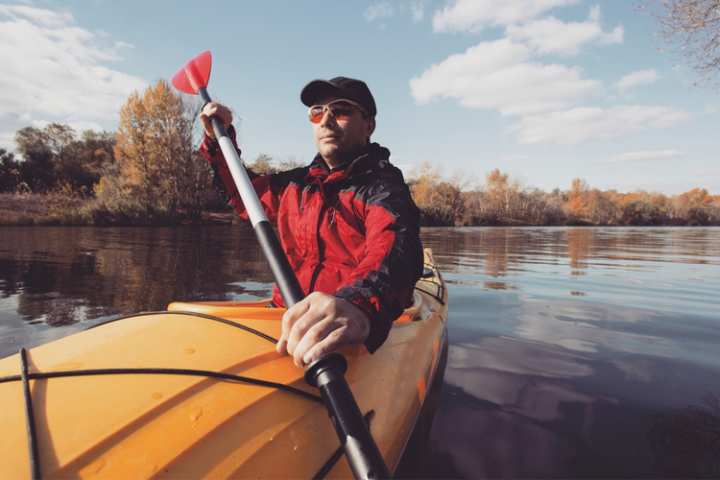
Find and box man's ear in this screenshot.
[366,117,376,140]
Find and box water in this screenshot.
[1,226,719,478]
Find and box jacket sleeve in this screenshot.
[198,126,279,221]
[334,175,424,353]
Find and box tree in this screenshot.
[0,148,21,192]
[410,163,464,225]
[15,126,56,192]
[13,124,114,195]
[647,0,720,83]
[249,153,277,174]
[672,187,717,224]
[69,130,116,195]
[97,80,212,220]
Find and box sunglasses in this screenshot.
[308,99,366,124]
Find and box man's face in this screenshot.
[311,95,375,167]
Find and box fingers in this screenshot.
[199,102,233,138]
[276,297,310,354]
[285,298,327,357]
[301,327,347,366]
[275,293,371,368]
[291,317,341,367]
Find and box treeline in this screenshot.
[1,80,718,226]
[410,165,720,226]
[0,80,214,224]
[0,79,305,225]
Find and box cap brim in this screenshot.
[300,80,344,107]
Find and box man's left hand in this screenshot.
[276,292,370,367]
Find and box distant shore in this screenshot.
[3,193,719,227]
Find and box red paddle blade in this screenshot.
[172,50,212,94]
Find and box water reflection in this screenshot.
[0,226,273,354]
[1,226,719,478]
[425,335,720,478]
[419,227,720,478]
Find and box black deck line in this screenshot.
[86,310,278,344]
[1,367,322,403]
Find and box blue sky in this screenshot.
[0,0,717,194]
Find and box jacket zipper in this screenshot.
[308,203,327,293]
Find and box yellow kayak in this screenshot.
[0,249,447,479]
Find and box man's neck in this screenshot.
[322,144,369,170]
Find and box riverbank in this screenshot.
[0,193,235,226]
[3,192,719,227]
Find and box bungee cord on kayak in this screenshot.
[2,366,324,402]
[12,346,324,480]
[20,349,40,480]
[85,310,279,344]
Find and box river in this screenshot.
[1,226,719,478]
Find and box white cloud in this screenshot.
[414,2,686,147]
[432,0,579,33]
[615,69,659,92]
[514,106,689,144]
[0,4,72,28]
[0,4,146,149]
[410,39,600,115]
[364,2,394,22]
[609,150,683,163]
[506,9,623,55]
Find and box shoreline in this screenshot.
[2,193,718,227]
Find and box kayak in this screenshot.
[0,248,447,479]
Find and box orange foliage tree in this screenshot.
[95,80,212,221]
[410,163,464,225]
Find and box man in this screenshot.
[199,77,422,367]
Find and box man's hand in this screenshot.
[199,102,233,139]
[276,292,370,367]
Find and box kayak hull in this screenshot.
[0,249,447,478]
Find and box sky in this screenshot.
[0,0,718,194]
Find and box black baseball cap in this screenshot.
[300,77,377,117]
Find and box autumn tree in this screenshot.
[409,163,464,225]
[483,169,519,221]
[249,154,277,174]
[69,130,115,195]
[246,154,303,175]
[672,187,719,224]
[565,178,591,222]
[97,80,212,220]
[647,0,720,83]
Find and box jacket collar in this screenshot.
[307,143,391,184]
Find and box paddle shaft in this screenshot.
[306,354,391,479]
[197,85,390,479]
[198,87,303,307]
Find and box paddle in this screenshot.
[172,51,390,479]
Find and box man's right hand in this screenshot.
[200,102,233,139]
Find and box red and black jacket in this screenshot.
[200,130,423,352]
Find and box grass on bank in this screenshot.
[0,193,234,226]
